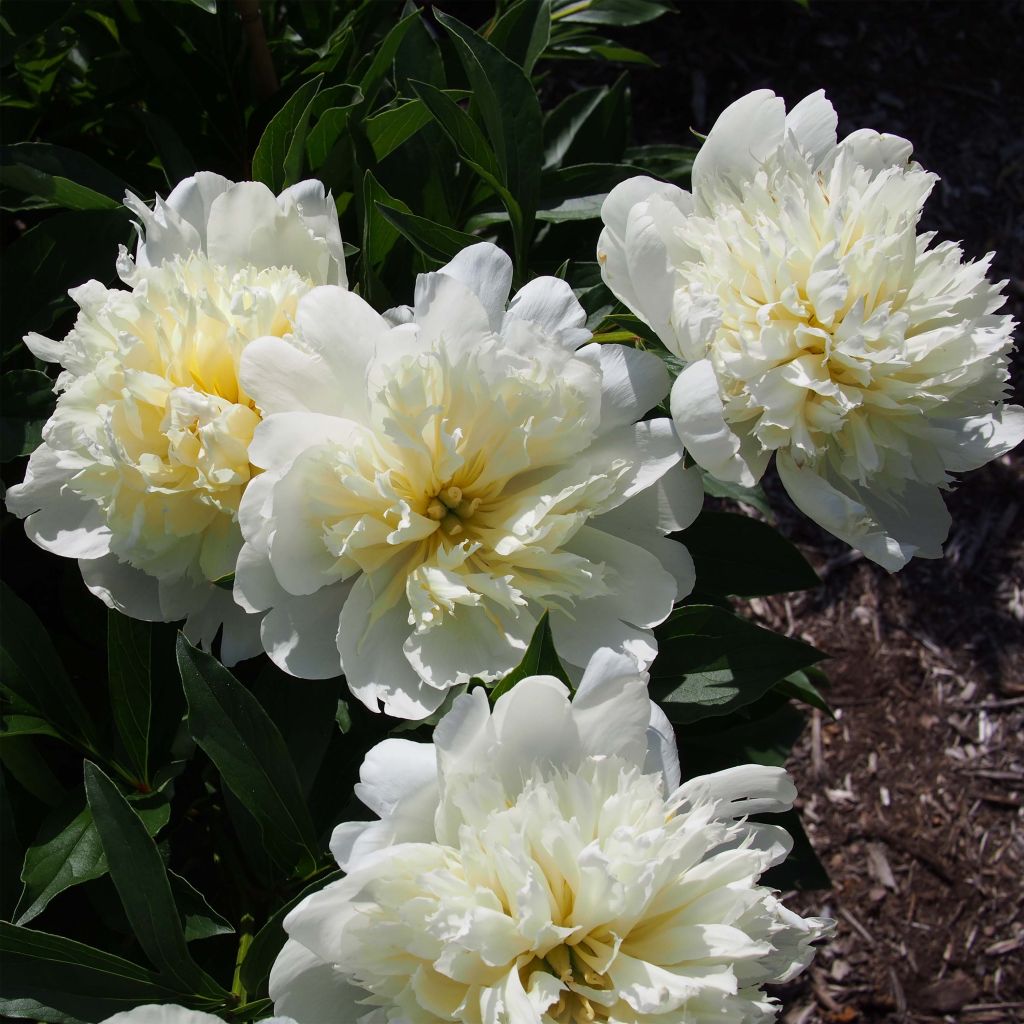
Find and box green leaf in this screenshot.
[681,511,820,597]
[84,762,224,996]
[15,789,170,926]
[2,209,131,348]
[1,369,55,462]
[652,605,825,723]
[251,74,323,192]
[176,635,321,877]
[238,869,342,997]
[436,11,543,269]
[304,83,364,170]
[357,9,421,106]
[490,613,568,701]
[774,667,834,717]
[107,612,152,784]
[136,110,198,188]
[0,737,64,807]
[0,582,99,750]
[0,715,61,740]
[374,204,480,265]
[0,143,124,211]
[409,79,514,216]
[0,922,189,1020]
[168,872,234,942]
[760,809,830,890]
[623,142,696,185]
[362,170,412,273]
[555,0,671,26]
[676,690,806,772]
[699,471,775,520]
[489,0,551,74]
[365,99,434,162]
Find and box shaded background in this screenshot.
[605,3,1023,1021]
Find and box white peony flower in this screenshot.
[5,172,347,662]
[270,650,832,1023]
[99,1008,295,1024]
[235,242,702,717]
[598,89,1023,570]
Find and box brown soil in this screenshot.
[616,3,1024,1020]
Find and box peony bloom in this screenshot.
[235,242,701,717]
[598,89,1023,570]
[100,1009,294,1024]
[270,650,832,1023]
[6,172,347,662]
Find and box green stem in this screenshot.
[231,912,255,999]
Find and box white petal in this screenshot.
[279,179,348,287]
[432,686,492,777]
[337,575,447,720]
[23,331,65,364]
[784,90,838,168]
[670,360,769,487]
[550,603,658,674]
[270,938,366,1024]
[503,275,589,350]
[831,128,914,175]
[645,702,681,792]
[101,1006,225,1024]
[248,412,360,472]
[260,581,351,679]
[6,447,112,559]
[403,602,536,689]
[491,675,581,785]
[353,737,437,819]
[436,242,513,333]
[579,342,670,432]
[80,554,164,620]
[939,406,1024,472]
[675,764,797,819]
[692,89,786,198]
[159,171,233,252]
[240,337,346,418]
[183,588,262,667]
[412,265,494,360]
[571,647,652,764]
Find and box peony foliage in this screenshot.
[0,1,1016,1022]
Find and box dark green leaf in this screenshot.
[1,715,61,740]
[0,582,98,749]
[362,170,413,272]
[357,10,421,106]
[490,613,568,700]
[681,511,820,597]
[304,83,364,170]
[0,922,191,1020]
[623,142,696,185]
[556,0,671,26]
[2,210,131,349]
[699,471,776,520]
[251,74,323,192]
[760,808,831,890]
[436,11,543,268]
[0,143,124,211]
[774,667,834,717]
[653,605,825,723]
[489,0,551,74]
[176,635,320,876]
[365,99,434,162]
[15,789,169,926]
[375,204,480,265]
[0,737,64,807]
[83,762,223,996]
[107,612,152,784]
[238,869,342,997]
[136,110,197,189]
[167,872,234,942]
[1,369,55,462]
[676,691,806,774]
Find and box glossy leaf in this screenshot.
[652,605,825,723]
[0,369,55,462]
[107,611,153,784]
[0,922,191,1020]
[168,872,234,942]
[489,0,551,74]
[0,582,99,750]
[375,204,480,265]
[15,789,170,926]
[251,74,323,192]
[681,511,820,597]
[555,0,672,26]
[83,762,224,996]
[490,613,568,700]
[176,635,320,877]
[0,143,124,211]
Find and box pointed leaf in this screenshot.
[374,204,480,265]
[176,635,320,876]
[251,75,323,192]
[83,762,224,996]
